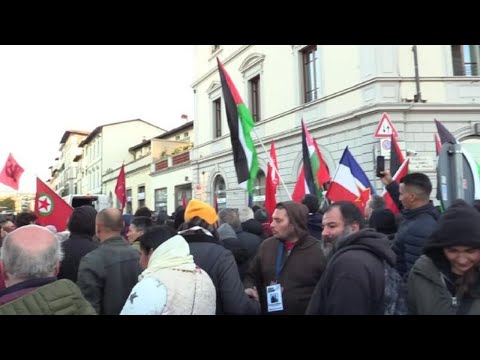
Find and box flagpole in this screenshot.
[252,128,292,200]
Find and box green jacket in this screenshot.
[408,255,480,315]
[0,279,96,315]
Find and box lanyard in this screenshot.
[275,242,285,279]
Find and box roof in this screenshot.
[80,119,165,147]
[128,120,194,152]
[60,130,90,144]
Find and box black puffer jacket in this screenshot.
[182,231,260,315]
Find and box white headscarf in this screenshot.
[140,235,195,279]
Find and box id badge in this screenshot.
[266,283,284,312]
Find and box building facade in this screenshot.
[191,45,480,209]
[78,119,165,196]
[102,120,194,215]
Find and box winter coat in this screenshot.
[77,236,141,315]
[306,229,395,315]
[0,278,96,315]
[58,232,98,283]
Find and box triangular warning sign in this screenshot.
[374,112,398,138]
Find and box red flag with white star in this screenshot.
[0,153,24,190]
[34,177,73,231]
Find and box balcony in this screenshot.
[153,149,191,173]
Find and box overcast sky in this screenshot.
[0,45,194,194]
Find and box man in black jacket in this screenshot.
[306,201,396,315]
[77,208,141,315]
[381,171,440,277]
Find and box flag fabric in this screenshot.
[382,135,407,215]
[434,119,458,145]
[434,133,442,156]
[217,58,259,196]
[292,168,307,203]
[213,195,218,213]
[182,193,187,208]
[115,164,126,211]
[264,141,279,222]
[0,153,24,190]
[383,159,409,215]
[389,134,405,176]
[326,147,375,215]
[292,120,330,202]
[35,177,73,232]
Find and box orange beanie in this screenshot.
[184,199,218,225]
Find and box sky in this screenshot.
[0,45,194,194]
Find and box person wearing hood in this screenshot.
[302,194,323,240]
[58,206,99,283]
[408,200,480,315]
[306,201,396,315]
[244,201,326,315]
[121,225,216,315]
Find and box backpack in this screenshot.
[383,261,408,315]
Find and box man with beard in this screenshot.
[305,201,396,315]
[243,201,326,315]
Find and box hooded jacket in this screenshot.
[244,201,326,315]
[408,200,480,315]
[306,228,395,315]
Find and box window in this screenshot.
[249,75,261,122]
[138,185,146,209]
[126,189,132,214]
[155,188,168,214]
[176,135,181,140]
[252,170,266,208]
[184,132,188,138]
[175,184,192,209]
[302,45,321,103]
[452,45,480,76]
[213,98,222,138]
[213,175,226,210]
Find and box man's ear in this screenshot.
[351,222,360,233]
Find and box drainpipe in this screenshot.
[412,45,422,102]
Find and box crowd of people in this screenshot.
[1,167,480,315]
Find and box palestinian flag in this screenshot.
[217,58,258,196]
[292,120,330,202]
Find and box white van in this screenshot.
[62,194,110,212]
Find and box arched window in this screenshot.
[252,169,266,208]
[213,175,226,210]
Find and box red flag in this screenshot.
[383,159,409,215]
[35,177,73,232]
[213,195,218,213]
[0,153,24,190]
[292,168,306,203]
[182,193,187,208]
[264,141,279,222]
[434,133,442,156]
[115,164,126,211]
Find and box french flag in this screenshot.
[326,147,376,215]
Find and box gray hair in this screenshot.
[218,208,241,231]
[1,231,64,280]
[238,206,254,223]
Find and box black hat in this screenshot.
[424,199,480,257]
[369,208,397,235]
[254,208,268,223]
[302,194,319,213]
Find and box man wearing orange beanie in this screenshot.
[184,199,218,225]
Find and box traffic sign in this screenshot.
[374,112,398,138]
